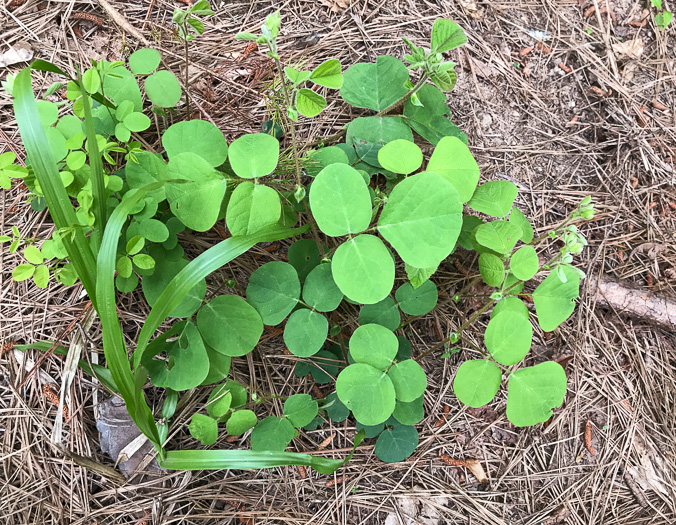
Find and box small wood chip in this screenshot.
[584,420,597,456]
[558,62,573,74]
[590,86,612,97]
[1,341,15,355]
[43,383,69,421]
[325,475,349,487]
[652,99,668,111]
[520,46,533,56]
[316,433,336,451]
[72,12,104,27]
[433,404,450,427]
[535,42,552,54]
[296,465,307,479]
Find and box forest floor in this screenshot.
[1,1,675,524]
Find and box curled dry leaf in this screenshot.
[318,0,352,13]
[612,38,643,60]
[457,0,483,19]
[0,43,33,68]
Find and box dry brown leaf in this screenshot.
[318,0,352,13]
[464,458,488,483]
[612,38,644,60]
[0,43,33,68]
[456,0,483,19]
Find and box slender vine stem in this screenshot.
[182,24,191,119]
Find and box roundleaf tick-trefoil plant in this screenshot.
[3,11,592,470]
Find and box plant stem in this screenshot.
[183,25,190,119]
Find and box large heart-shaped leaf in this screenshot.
[336,363,396,425]
[226,181,281,236]
[506,362,567,426]
[453,359,502,408]
[346,116,413,167]
[404,84,467,145]
[340,55,409,111]
[426,136,479,202]
[196,295,263,356]
[532,267,580,331]
[162,119,228,167]
[246,261,300,325]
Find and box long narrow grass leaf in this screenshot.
[13,68,98,306]
[133,224,309,366]
[97,187,161,447]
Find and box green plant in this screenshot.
[4,13,592,471]
[651,0,673,29]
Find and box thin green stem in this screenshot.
[182,25,191,119]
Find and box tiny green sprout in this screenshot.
[585,27,593,35]
[293,184,306,203]
[226,279,236,288]
[490,291,503,301]
[449,332,460,344]
[452,294,461,303]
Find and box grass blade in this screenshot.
[13,67,98,305]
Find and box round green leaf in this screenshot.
[226,181,281,236]
[387,360,427,402]
[431,19,467,53]
[226,410,257,436]
[129,48,161,75]
[467,181,518,218]
[309,163,371,236]
[392,396,425,426]
[302,262,343,312]
[296,88,326,117]
[207,385,233,418]
[509,207,534,243]
[116,256,133,278]
[82,68,101,94]
[453,359,502,408]
[162,119,229,167]
[166,152,227,232]
[196,295,263,356]
[377,139,423,175]
[284,394,319,427]
[144,322,209,390]
[228,133,279,178]
[510,245,539,281]
[12,264,35,281]
[359,297,401,331]
[37,100,59,126]
[374,424,419,463]
[132,253,155,270]
[123,112,151,132]
[532,267,580,332]
[506,362,567,426]
[142,256,206,318]
[350,324,398,370]
[404,84,468,146]
[24,245,43,264]
[356,422,385,439]
[427,136,479,203]
[340,55,409,111]
[484,311,533,365]
[116,273,138,293]
[137,218,169,243]
[346,116,413,167]
[336,363,396,425]
[188,413,218,446]
[309,58,343,88]
[246,261,300,325]
[223,381,248,408]
[66,151,86,171]
[201,344,232,385]
[145,70,182,107]
[250,416,295,451]
[478,253,505,287]
[125,151,167,201]
[332,235,395,304]
[283,309,328,357]
[306,146,349,177]
[378,171,463,268]
[288,239,321,281]
[474,221,522,254]
[395,280,438,316]
[492,297,529,319]
[33,264,49,288]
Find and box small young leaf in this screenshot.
[332,235,395,305]
[309,59,343,88]
[349,324,398,370]
[506,362,567,426]
[453,359,502,408]
[228,133,279,178]
[478,253,505,287]
[474,221,522,254]
[145,70,182,107]
[467,181,518,218]
[377,139,423,175]
[510,245,539,281]
[246,261,300,325]
[66,151,86,171]
[359,297,401,331]
[132,254,155,270]
[24,245,43,264]
[137,218,170,243]
[250,416,295,451]
[37,100,59,126]
[485,311,533,365]
[129,48,161,75]
[324,392,350,422]
[12,263,35,281]
[82,68,101,94]
[296,88,326,117]
[283,308,328,357]
[404,263,439,290]
[188,414,218,446]
[431,19,467,53]
[123,112,151,132]
[336,363,396,425]
[395,280,438,316]
[284,394,319,427]
[196,295,263,356]
[532,267,580,331]
[305,146,349,177]
[206,385,233,418]
[226,409,257,436]
[32,264,50,288]
[116,256,133,278]
[284,66,311,84]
